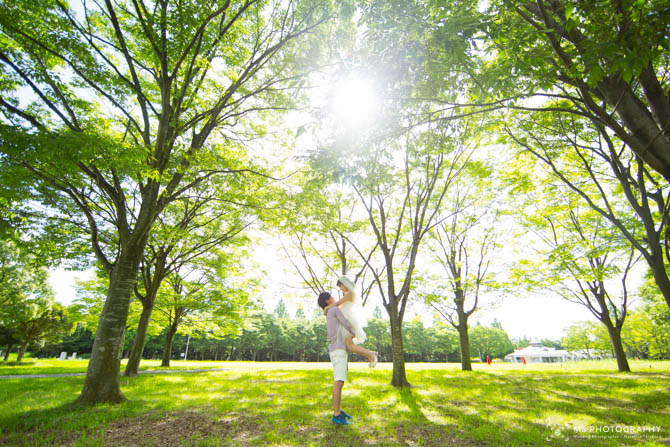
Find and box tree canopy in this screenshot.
[3,1,670,399]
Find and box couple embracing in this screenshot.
[317,276,378,426]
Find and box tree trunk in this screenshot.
[603,321,631,372]
[17,341,29,362]
[124,303,154,376]
[162,326,178,367]
[453,287,473,371]
[598,78,670,183]
[456,322,472,371]
[119,327,126,359]
[3,344,13,361]
[590,284,631,373]
[125,254,167,376]
[649,261,670,313]
[389,310,410,388]
[77,248,144,405]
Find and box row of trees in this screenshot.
[275,0,670,386]
[32,304,518,363]
[0,0,355,404]
[24,291,670,364]
[2,0,669,403]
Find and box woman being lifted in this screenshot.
[323,275,378,367]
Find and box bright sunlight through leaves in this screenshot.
[329,74,380,129]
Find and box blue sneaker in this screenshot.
[340,410,353,420]
[331,413,352,425]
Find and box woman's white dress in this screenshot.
[339,293,367,344]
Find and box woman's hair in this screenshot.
[336,275,356,293]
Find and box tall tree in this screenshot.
[503,108,670,314]
[124,169,257,376]
[362,0,670,310]
[0,0,344,403]
[7,301,71,361]
[155,246,253,367]
[515,189,636,372]
[322,122,469,387]
[422,161,502,371]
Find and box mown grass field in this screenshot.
[0,359,668,446]
[0,355,223,377]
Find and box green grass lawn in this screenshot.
[0,360,668,446]
[0,354,224,376]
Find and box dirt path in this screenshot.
[0,367,229,380]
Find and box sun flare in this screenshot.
[329,74,380,128]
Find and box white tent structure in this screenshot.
[567,349,610,360]
[504,342,575,363]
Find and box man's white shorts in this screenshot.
[329,349,348,382]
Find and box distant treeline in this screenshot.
[34,308,520,363]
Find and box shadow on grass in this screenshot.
[0,367,669,446]
[412,370,669,446]
[485,370,670,422]
[335,380,582,446]
[0,361,36,367]
[0,401,90,446]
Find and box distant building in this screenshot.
[504,341,574,363]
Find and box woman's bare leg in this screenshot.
[345,336,376,363]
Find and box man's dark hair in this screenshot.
[318,291,331,309]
